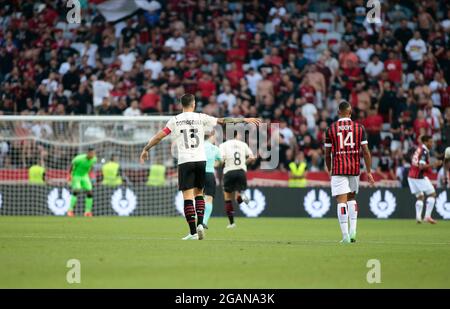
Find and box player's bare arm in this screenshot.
[325,147,332,175]
[140,130,169,164]
[362,144,375,185]
[216,117,262,125]
[246,155,257,165]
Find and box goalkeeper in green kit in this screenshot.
[67,146,97,217]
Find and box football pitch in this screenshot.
[0,216,449,288]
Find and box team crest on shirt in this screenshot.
[435,191,450,219]
[304,189,331,218]
[239,189,266,217]
[369,190,396,218]
[48,188,71,216]
[111,188,137,216]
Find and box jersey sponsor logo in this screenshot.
[369,190,396,218]
[48,188,71,216]
[111,188,137,216]
[239,189,266,217]
[304,189,331,218]
[435,191,450,219]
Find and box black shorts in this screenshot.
[204,172,216,197]
[223,169,247,193]
[178,161,206,191]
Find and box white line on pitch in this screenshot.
[0,235,449,246]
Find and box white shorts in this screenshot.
[331,175,360,197]
[407,177,435,196]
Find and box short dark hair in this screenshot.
[338,100,351,113]
[180,94,195,107]
[421,135,432,143]
[88,145,95,151]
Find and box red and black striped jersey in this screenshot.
[408,145,430,179]
[324,118,368,176]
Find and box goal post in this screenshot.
[0,115,185,216]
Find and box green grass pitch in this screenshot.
[0,216,449,288]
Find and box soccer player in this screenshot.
[203,132,222,229]
[67,146,97,217]
[219,131,256,229]
[324,101,375,243]
[444,147,450,187]
[139,94,260,240]
[407,135,442,224]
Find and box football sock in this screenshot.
[225,200,234,224]
[347,200,358,236]
[337,203,349,239]
[425,197,435,219]
[184,200,197,235]
[195,195,205,226]
[415,200,424,221]
[84,197,93,213]
[204,201,213,225]
[236,195,243,204]
[69,195,77,211]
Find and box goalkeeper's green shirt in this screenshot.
[71,154,97,177]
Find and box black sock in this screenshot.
[195,195,205,226]
[225,200,234,224]
[237,195,243,204]
[184,200,197,235]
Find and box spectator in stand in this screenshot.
[377,146,396,180]
[140,86,161,114]
[384,51,403,85]
[365,54,384,81]
[363,108,383,151]
[405,31,427,72]
[118,46,136,73]
[144,51,163,80]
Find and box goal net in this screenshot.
[0,115,185,216]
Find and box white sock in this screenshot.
[415,200,424,221]
[347,200,358,236]
[425,197,436,219]
[337,203,349,239]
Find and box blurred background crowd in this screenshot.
[1,0,450,186]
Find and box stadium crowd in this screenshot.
[1,0,450,186]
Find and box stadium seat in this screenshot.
[314,22,332,34]
[312,32,325,47]
[319,12,335,25]
[307,12,319,21]
[325,32,342,52]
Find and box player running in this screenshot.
[139,94,260,240]
[219,131,256,229]
[324,101,375,243]
[203,133,222,229]
[67,146,97,217]
[407,135,442,224]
